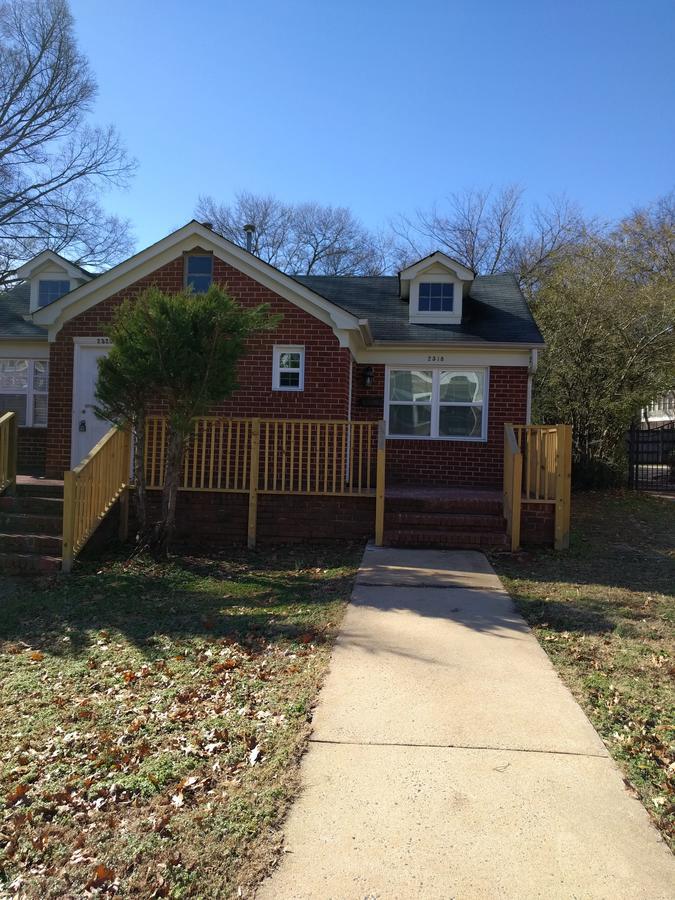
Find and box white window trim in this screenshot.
[409,273,462,324]
[0,358,49,427]
[384,365,489,442]
[272,345,305,392]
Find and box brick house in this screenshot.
[1,220,557,563]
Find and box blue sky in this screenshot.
[70,0,675,250]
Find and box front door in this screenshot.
[71,342,111,466]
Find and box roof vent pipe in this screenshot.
[243,223,255,253]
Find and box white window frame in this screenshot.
[272,345,305,392]
[409,273,462,324]
[0,358,49,427]
[385,365,488,441]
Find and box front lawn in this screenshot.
[0,544,361,898]
[492,491,674,850]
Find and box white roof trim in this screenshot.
[16,250,92,282]
[399,251,474,282]
[32,221,364,342]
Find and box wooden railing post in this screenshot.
[62,470,76,574]
[554,424,572,550]
[511,448,522,552]
[247,418,260,549]
[375,420,386,546]
[7,412,17,494]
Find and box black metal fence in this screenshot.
[628,423,675,491]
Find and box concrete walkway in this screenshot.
[257,547,674,899]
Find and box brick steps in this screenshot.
[383,488,508,550]
[0,483,63,575]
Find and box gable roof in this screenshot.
[0,282,48,340]
[295,274,544,345]
[15,249,95,281]
[398,250,475,282]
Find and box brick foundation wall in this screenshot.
[144,490,374,546]
[17,427,47,475]
[521,502,555,545]
[45,253,351,477]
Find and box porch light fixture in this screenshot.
[363,366,374,388]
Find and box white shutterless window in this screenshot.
[272,345,305,391]
[0,359,49,427]
[386,367,487,440]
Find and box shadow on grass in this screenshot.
[0,545,360,659]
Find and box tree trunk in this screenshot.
[132,410,147,538]
[157,426,184,555]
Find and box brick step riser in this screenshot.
[0,513,63,536]
[384,529,508,549]
[16,484,64,499]
[0,534,63,555]
[0,553,61,574]
[0,496,64,515]
[386,513,506,531]
[387,500,503,515]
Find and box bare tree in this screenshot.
[0,0,135,284]
[196,191,393,276]
[392,186,586,295]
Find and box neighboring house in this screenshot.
[641,392,675,428]
[1,220,552,553]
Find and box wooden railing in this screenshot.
[504,423,572,551]
[144,416,386,548]
[62,425,132,573]
[0,411,18,495]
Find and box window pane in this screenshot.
[390,370,432,402]
[33,394,48,427]
[187,256,212,275]
[33,360,49,392]
[0,359,28,390]
[440,370,484,403]
[279,371,300,388]
[419,283,431,299]
[0,394,27,426]
[38,280,70,306]
[439,406,483,438]
[389,404,432,436]
[279,352,301,369]
[187,274,212,293]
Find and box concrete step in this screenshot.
[386,511,506,532]
[0,552,61,574]
[384,528,508,550]
[0,511,63,536]
[0,532,62,555]
[0,495,64,515]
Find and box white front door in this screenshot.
[71,342,111,466]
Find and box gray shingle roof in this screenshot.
[0,283,47,340]
[295,273,544,345]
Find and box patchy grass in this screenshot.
[0,543,362,898]
[492,491,674,849]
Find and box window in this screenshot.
[0,359,49,427]
[418,282,454,312]
[186,254,213,293]
[38,279,70,307]
[386,367,486,440]
[273,346,304,391]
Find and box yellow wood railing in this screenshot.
[504,423,572,551]
[62,425,132,573]
[0,412,18,495]
[144,416,386,548]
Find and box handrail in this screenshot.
[503,424,522,551]
[62,425,132,573]
[0,412,18,495]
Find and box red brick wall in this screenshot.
[521,502,555,545]
[350,361,528,487]
[17,427,47,475]
[45,254,351,477]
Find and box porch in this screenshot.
[0,412,572,573]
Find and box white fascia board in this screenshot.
[347,340,537,367]
[16,250,91,281]
[399,251,474,282]
[0,339,50,358]
[33,221,363,339]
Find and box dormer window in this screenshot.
[418,282,454,313]
[38,279,70,307]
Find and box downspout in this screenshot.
[527,349,538,425]
[346,354,353,484]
